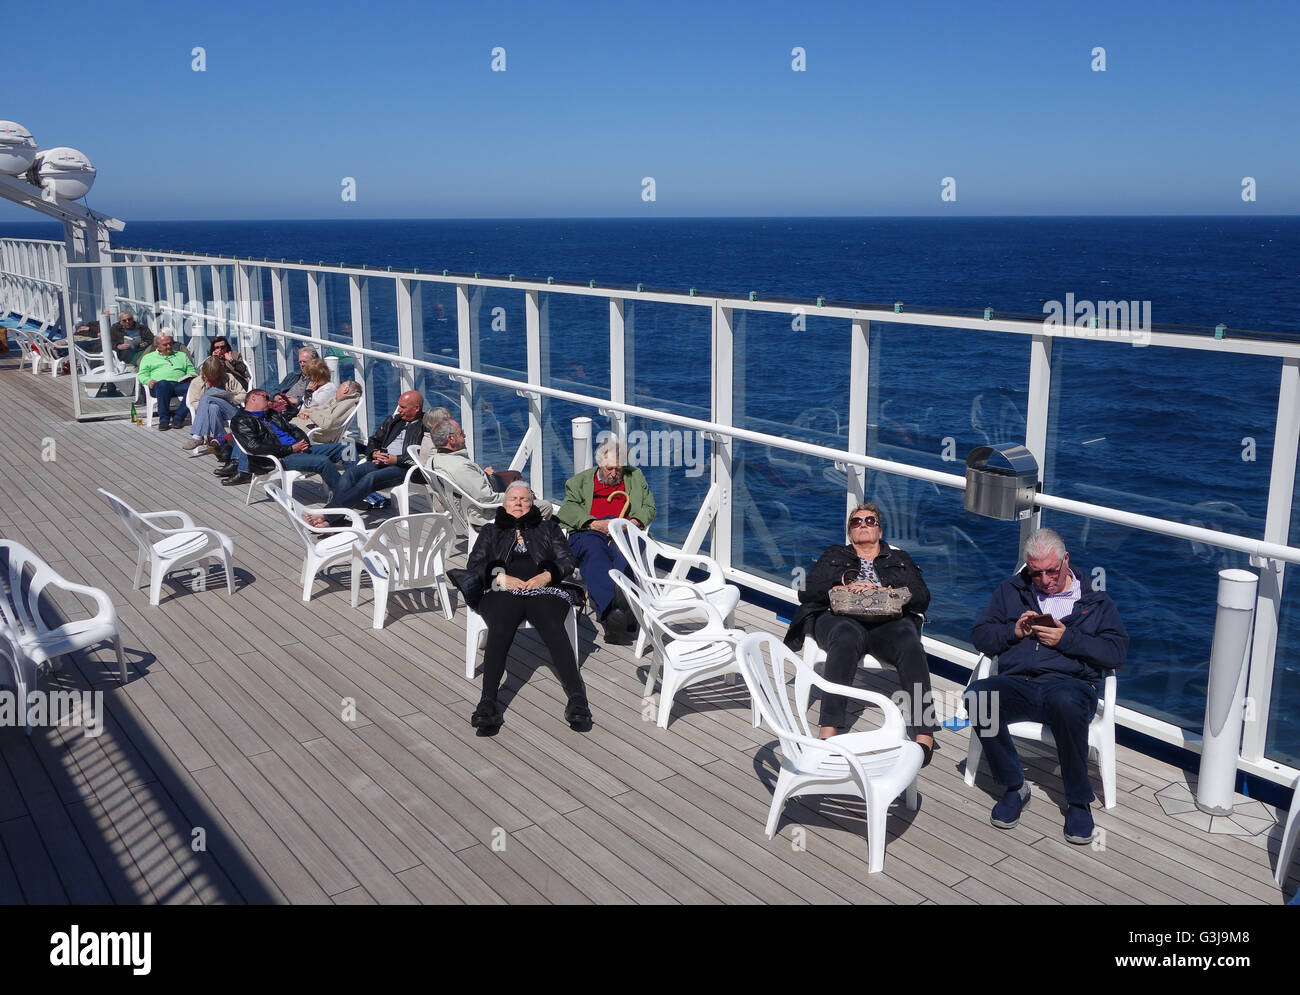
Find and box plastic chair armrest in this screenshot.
[140,510,197,529]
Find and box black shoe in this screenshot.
[221,472,253,487]
[565,694,593,732]
[158,422,171,431]
[602,607,629,644]
[214,460,238,477]
[471,697,504,734]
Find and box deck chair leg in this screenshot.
[964,728,984,787]
[148,565,165,606]
[866,795,888,874]
[113,633,127,682]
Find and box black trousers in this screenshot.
[812,612,935,736]
[477,591,583,700]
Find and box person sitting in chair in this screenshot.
[429,417,553,526]
[556,438,655,643]
[966,527,1127,845]
[220,389,347,489]
[136,331,196,431]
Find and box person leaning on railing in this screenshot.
[449,481,591,735]
[556,438,656,643]
[783,502,936,763]
[136,331,197,431]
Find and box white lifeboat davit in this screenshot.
[34,146,97,200]
[0,121,38,176]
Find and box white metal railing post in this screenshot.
[1242,357,1300,760]
[846,317,870,515]
[307,269,323,344]
[456,283,476,457]
[712,302,734,568]
[234,263,252,357]
[395,276,417,393]
[348,274,371,436]
[525,289,543,496]
[1022,331,1054,553]
[271,267,289,383]
[208,264,225,346]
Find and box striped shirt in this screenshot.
[1037,572,1082,620]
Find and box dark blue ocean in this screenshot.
[4,216,1297,762]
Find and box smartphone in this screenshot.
[1028,613,1055,627]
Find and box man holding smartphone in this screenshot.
[966,528,1128,845]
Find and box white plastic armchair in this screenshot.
[13,326,37,373]
[607,518,740,659]
[797,613,927,723]
[429,466,499,549]
[0,539,126,695]
[736,632,922,874]
[1274,775,1299,890]
[98,489,236,606]
[74,344,136,399]
[464,598,579,680]
[353,512,455,628]
[610,570,754,729]
[29,320,68,377]
[264,482,370,602]
[390,443,434,518]
[962,652,1118,810]
[232,436,305,506]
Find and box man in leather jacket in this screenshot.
[325,389,425,511]
[222,389,346,488]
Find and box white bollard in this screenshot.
[572,416,593,474]
[1195,568,1259,816]
[325,355,339,385]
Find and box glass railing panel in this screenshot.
[612,413,712,549]
[469,381,529,480]
[734,309,850,449]
[1265,456,1300,766]
[319,272,355,347]
[624,300,711,422]
[540,293,610,502]
[1045,338,1276,535]
[286,270,312,335]
[417,279,458,367]
[467,285,526,379]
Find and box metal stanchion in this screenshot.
[572,416,592,474]
[1196,568,1259,815]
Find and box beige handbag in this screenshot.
[829,586,911,619]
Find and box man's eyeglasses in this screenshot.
[1027,557,1067,581]
[849,516,879,528]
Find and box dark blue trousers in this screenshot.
[568,529,631,616]
[151,379,189,427]
[964,674,1099,806]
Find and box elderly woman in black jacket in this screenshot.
[784,502,935,763]
[453,481,590,734]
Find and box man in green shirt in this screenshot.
[137,331,197,431]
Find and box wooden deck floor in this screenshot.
[0,352,1294,905]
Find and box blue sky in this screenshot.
[2,0,1296,219]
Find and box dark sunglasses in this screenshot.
[1027,556,1067,580]
[849,516,879,528]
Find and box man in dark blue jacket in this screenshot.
[966,528,1127,845]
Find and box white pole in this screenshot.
[572,416,592,474]
[1196,568,1259,815]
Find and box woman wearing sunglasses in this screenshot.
[783,502,936,763]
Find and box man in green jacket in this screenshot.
[557,438,656,641]
[137,331,197,431]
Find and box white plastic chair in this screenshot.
[353,512,454,628]
[1275,775,1299,890]
[0,539,126,696]
[98,489,236,606]
[796,613,927,726]
[232,436,306,506]
[962,653,1119,809]
[736,632,922,874]
[607,518,740,659]
[610,570,754,729]
[429,466,499,549]
[464,599,579,680]
[74,344,137,400]
[29,321,68,377]
[390,443,433,518]
[264,482,369,602]
[13,326,37,373]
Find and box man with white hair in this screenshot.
[966,527,1128,845]
[556,438,656,642]
[429,417,553,526]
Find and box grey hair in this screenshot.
[423,406,452,432]
[430,419,458,450]
[504,480,533,499]
[1023,528,1068,563]
[594,437,626,466]
[338,379,362,398]
[297,346,320,360]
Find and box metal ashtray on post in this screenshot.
[964,444,1039,521]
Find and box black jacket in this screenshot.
[230,408,308,472]
[784,541,930,651]
[450,507,579,610]
[365,414,423,471]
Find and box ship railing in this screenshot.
[39,250,1300,787]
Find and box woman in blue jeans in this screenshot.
[783,502,936,764]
